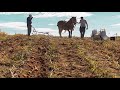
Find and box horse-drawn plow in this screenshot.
[32,27,50,35]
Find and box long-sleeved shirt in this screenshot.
[27,17,33,26]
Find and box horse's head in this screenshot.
[71,17,77,25]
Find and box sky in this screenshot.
[0,12,120,37]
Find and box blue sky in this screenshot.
[0,12,120,37]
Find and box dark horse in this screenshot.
[57,17,77,38]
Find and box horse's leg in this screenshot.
[59,28,62,37]
[68,30,71,38]
[71,30,72,38]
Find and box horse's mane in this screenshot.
[67,17,75,23]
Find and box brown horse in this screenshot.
[57,17,77,38]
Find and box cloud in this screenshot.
[0,12,40,15]
[0,22,27,30]
[33,12,93,18]
[110,23,120,27]
[112,15,120,18]
[0,12,93,19]
[0,21,58,35]
[48,23,56,26]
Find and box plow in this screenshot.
[32,27,49,35]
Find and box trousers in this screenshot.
[80,27,85,38]
[27,25,32,36]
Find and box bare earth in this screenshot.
[0,32,120,78]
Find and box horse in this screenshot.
[57,17,77,38]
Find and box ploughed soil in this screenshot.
[0,32,120,78]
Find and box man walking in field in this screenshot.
[27,14,33,36]
[78,17,88,38]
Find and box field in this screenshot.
[0,32,120,78]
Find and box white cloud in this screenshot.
[48,23,56,26]
[111,23,120,27]
[112,15,120,18]
[33,12,93,18]
[0,12,93,19]
[0,22,58,36]
[0,21,58,36]
[0,22,27,30]
[0,12,40,15]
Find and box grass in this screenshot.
[0,32,120,78]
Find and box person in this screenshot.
[78,17,88,38]
[27,14,33,36]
